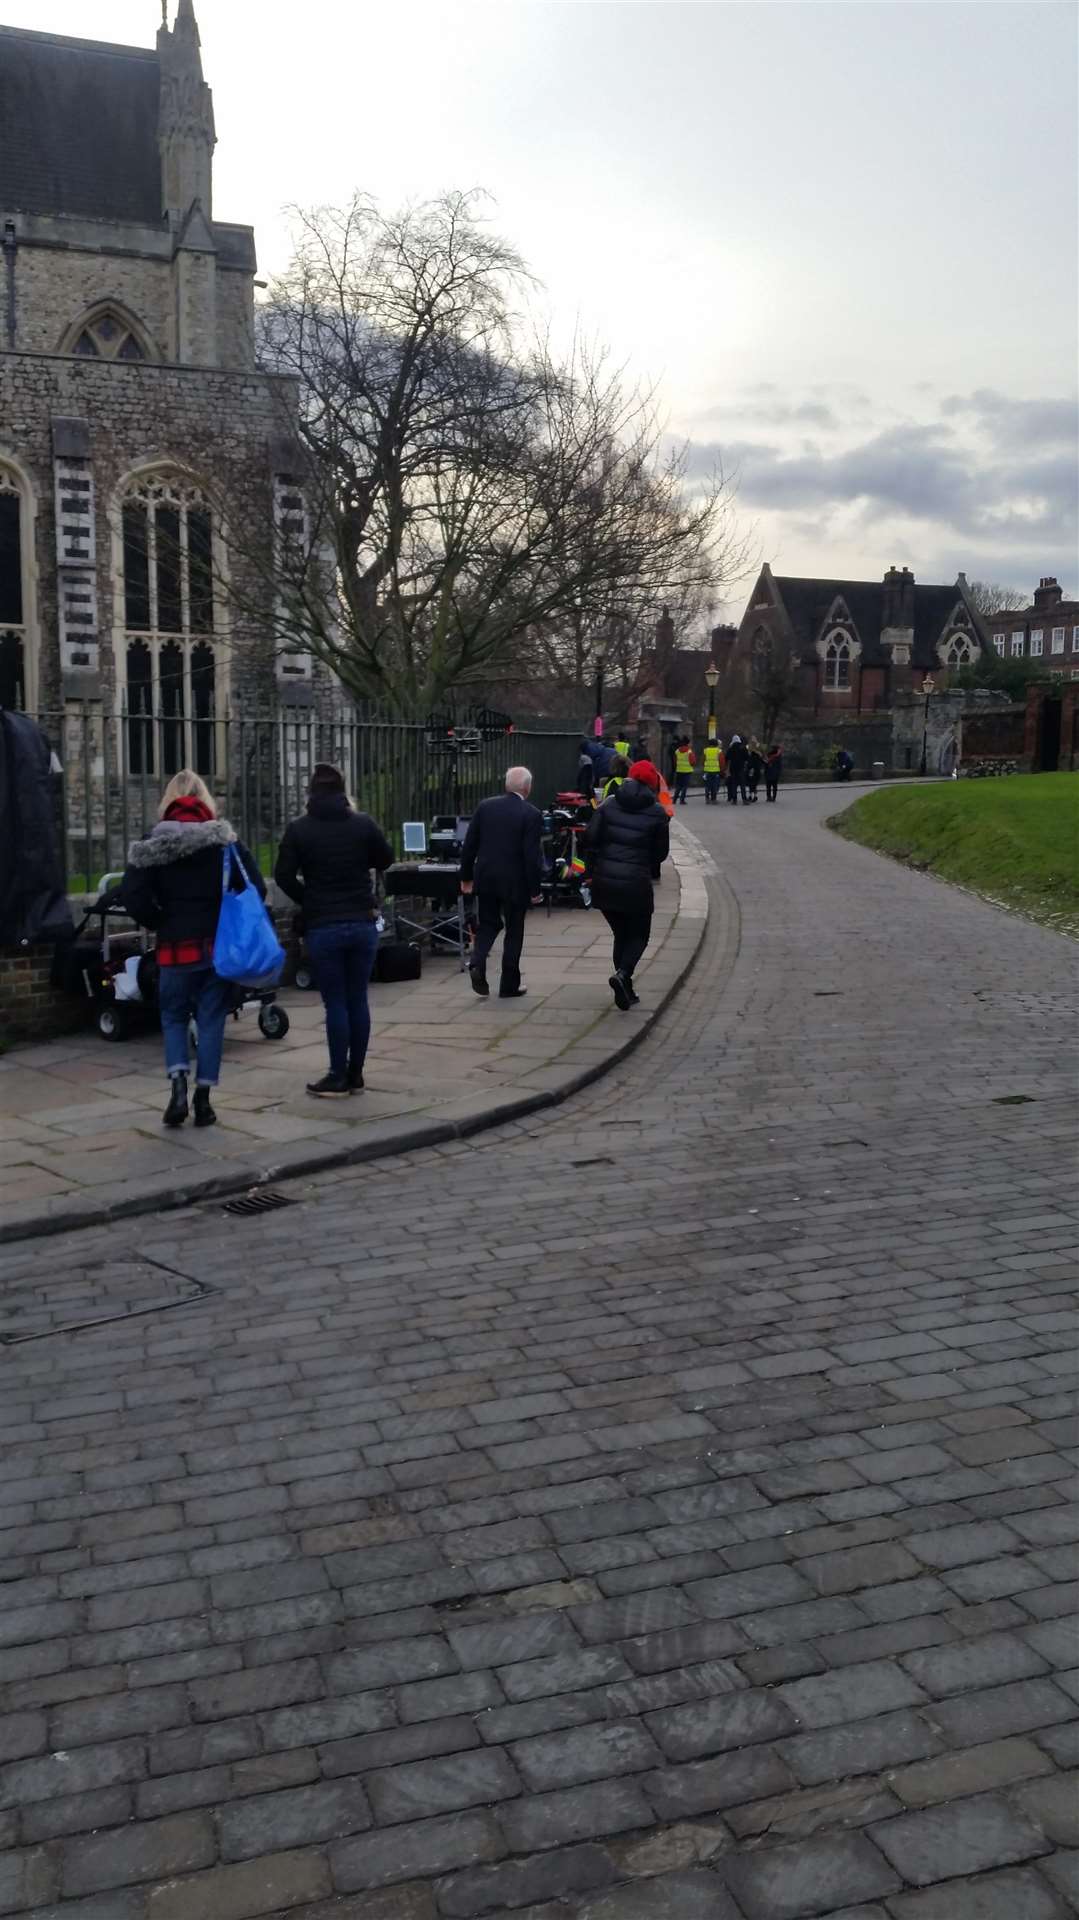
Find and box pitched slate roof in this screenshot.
[773,576,967,669]
[0,26,162,225]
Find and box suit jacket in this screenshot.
[460,793,544,904]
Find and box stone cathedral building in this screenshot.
[0,2,307,775]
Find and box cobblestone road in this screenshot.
[1,786,1077,1920]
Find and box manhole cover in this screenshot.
[0,1259,212,1345]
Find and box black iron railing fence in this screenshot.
[31,705,582,891]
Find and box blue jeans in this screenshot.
[306,919,380,1079]
[158,963,234,1086]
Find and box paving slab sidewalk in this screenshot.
[0,830,707,1241]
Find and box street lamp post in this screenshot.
[919,674,936,777]
[704,660,719,744]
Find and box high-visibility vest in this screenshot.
[614,738,630,760]
[602,774,624,798]
[675,746,694,773]
[702,745,722,773]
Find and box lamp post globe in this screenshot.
[704,660,719,743]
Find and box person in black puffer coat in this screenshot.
[274,763,393,1098]
[120,770,265,1131]
[584,759,670,1011]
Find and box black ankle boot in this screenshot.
[163,1073,188,1128]
[193,1085,217,1128]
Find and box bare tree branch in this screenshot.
[967,581,1028,617]
[217,192,750,717]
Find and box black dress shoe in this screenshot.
[347,1065,365,1093]
[163,1072,188,1128]
[307,1074,350,1098]
[193,1085,217,1128]
[469,967,490,996]
[499,986,527,998]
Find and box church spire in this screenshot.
[174,0,202,45]
[157,0,216,219]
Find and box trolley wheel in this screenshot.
[293,963,314,991]
[258,1003,290,1041]
[97,1003,129,1042]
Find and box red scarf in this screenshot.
[163,796,214,824]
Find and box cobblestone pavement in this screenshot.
[0,853,700,1242]
[1,785,1076,1920]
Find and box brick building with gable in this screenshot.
[732,563,993,716]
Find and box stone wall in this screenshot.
[891,690,963,776]
[784,718,893,772]
[11,230,176,359]
[1,348,292,710]
[8,218,256,373]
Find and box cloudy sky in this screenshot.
[12,0,1078,615]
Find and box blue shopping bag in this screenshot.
[212,845,284,989]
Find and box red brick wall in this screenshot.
[0,946,87,1043]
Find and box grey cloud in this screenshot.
[695,398,840,431]
[940,388,1079,452]
[686,414,1077,553]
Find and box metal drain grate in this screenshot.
[223,1189,297,1217]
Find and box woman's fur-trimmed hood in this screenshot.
[126,818,236,869]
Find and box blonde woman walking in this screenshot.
[121,771,265,1129]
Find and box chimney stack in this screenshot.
[1033,577,1063,611]
[882,565,915,633]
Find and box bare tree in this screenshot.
[529,456,749,706]
[967,581,1027,617]
[224,192,748,716]
[749,631,802,740]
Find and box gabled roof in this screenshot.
[0,25,162,225]
[769,575,972,669]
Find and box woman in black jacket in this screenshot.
[274,763,393,1098]
[121,770,265,1130]
[583,759,670,1011]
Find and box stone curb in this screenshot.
[0,836,710,1245]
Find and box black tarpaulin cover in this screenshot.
[0,709,74,945]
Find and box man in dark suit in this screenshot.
[459,767,544,999]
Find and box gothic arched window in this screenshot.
[119,472,218,778]
[823,631,853,690]
[65,306,151,363]
[942,635,977,667]
[0,463,34,711]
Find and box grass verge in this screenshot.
[829,774,1079,937]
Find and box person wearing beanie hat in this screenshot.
[274,764,394,1097]
[628,758,660,789]
[583,762,670,1012]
